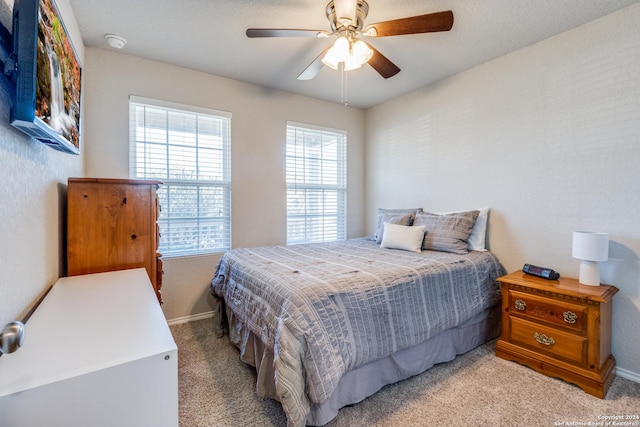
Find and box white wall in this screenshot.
[365,4,640,377]
[0,0,84,327]
[81,49,366,321]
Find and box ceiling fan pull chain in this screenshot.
[341,64,349,107]
[340,64,345,104]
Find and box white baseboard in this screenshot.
[167,311,215,326]
[616,366,640,384]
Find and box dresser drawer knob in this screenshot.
[533,332,555,346]
[514,299,526,311]
[563,311,577,324]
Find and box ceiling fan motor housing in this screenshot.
[326,0,369,33]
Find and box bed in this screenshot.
[210,209,505,427]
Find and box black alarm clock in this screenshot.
[523,263,560,280]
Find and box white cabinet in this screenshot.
[0,269,178,427]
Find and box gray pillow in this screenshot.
[375,213,415,244]
[374,208,420,243]
[413,210,479,254]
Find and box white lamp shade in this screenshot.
[343,55,362,71]
[572,231,609,261]
[333,37,349,56]
[572,231,608,286]
[321,47,341,69]
[352,40,373,63]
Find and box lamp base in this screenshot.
[579,260,601,286]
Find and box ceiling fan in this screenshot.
[246,0,454,80]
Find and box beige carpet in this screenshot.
[171,319,640,427]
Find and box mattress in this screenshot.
[211,238,505,427]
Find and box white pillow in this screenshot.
[435,207,489,251]
[380,222,427,253]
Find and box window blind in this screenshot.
[129,96,231,256]
[286,122,347,244]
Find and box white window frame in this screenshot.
[129,95,231,257]
[286,121,347,244]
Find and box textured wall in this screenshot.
[81,49,366,321]
[365,4,640,377]
[0,0,84,326]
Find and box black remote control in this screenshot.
[523,263,560,280]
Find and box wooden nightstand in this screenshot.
[495,270,618,398]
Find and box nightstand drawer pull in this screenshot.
[514,299,526,311]
[563,311,577,324]
[533,332,555,346]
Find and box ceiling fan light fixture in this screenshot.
[322,36,349,69]
[352,39,373,63]
[333,36,350,56]
[322,35,372,71]
[322,49,340,70]
[343,55,362,71]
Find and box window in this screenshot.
[286,122,347,244]
[129,96,231,257]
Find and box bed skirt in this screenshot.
[221,303,501,426]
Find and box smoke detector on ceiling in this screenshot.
[105,34,127,49]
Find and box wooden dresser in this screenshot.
[495,270,618,398]
[67,178,163,302]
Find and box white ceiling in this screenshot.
[67,0,640,109]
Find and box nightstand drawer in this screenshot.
[509,290,587,331]
[510,317,587,365]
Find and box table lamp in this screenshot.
[572,231,609,286]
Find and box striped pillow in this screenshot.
[414,210,479,254]
[374,208,421,243]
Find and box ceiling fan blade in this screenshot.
[246,29,327,38]
[367,45,400,79]
[297,46,332,80]
[365,10,453,37]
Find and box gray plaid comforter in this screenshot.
[211,238,505,427]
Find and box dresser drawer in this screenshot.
[508,289,587,331]
[509,317,587,365]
